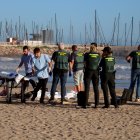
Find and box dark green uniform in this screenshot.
[50,50,71,102]
[131,51,140,69]
[128,50,140,100]
[99,55,118,108]
[71,51,84,72]
[84,52,100,107]
[53,50,70,70]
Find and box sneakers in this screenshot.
[135,98,140,102]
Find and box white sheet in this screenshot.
[36,90,77,100]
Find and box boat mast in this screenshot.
[124,23,127,46]
[94,10,97,43]
[117,13,120,46]
[55,13,58,44]
[18,16,21,41]
[110,17,116,45]
[131,17,133,47]
[85,23,87,44]
[135,21,140,46]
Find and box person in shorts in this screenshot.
[70,45,84,92]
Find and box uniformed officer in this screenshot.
[84,42,100,108]
[49,43,71,104]
[70,45,84,92]
[126,45,140,102]
[99,46,118,108]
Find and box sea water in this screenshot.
[0,56,131,89]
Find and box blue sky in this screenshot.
[0,0,140,45]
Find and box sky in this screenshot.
[0,0,140,45]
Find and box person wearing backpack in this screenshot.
[99,46,118,108]
[126,45,140,102]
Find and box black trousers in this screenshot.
[100,72,117,107]
[33,78,48,101]
[22,72,37,93]
[84,69,99,106]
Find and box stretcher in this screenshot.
[0,71,37,103]
[0,72,17,103]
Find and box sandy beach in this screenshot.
[0,45,139,140]
[0,84,140,140]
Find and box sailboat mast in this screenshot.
[131,17,133,47]
[124,23,127,46]
[55,13,58,44]
[18,16,21,40]
[94,10,97,43]
[85,23,87,44]
[117,13,120,46]
[110,17,116,45]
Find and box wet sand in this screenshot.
[0,86,140,140]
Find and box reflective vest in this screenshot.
[86,53,100,70]
[73,51,84,71]
[104,56,115,72]
[55,51,69,70]
[132,51,140,69]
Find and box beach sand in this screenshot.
[0,45,138,139]
[0,84,140,140]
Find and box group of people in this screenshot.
[16,43,140,109]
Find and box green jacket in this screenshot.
[99,56,115,73]
[132,51,140,69]
[71,51,84,72]
[53,50,70,70]
[84,52,100,70]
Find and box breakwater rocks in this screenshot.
[0,45,138,57]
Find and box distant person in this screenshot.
[49,43,71,104]
[126,45,140,102]
[16,46,36,102]
[31,47,51,103]
[84,42,100,108]
[99,46,118,108]
[70,45,84,92]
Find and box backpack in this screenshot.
[111,88,131,105]
[77,91,86,106]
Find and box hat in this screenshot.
[102,46,112,53]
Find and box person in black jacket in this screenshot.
[84,43,100,108]
[99,46,118,108]
[126,45,140,102]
